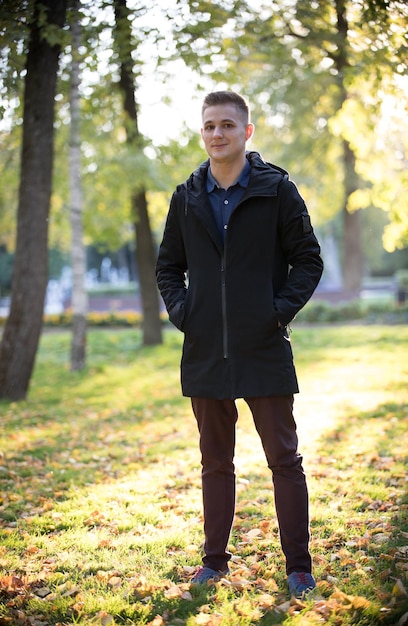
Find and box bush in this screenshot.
[1,302,407,328]
[296,299,408,325]
[42,310,146,328]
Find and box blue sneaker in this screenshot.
[288,572,316,598]
[191,566,229,584]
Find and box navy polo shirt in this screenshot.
[206,160,250,243]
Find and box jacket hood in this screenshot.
[178,151,289,197]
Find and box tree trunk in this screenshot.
[0,0,67,400]
[113,0,162,346]
[133,190,163,345]
[335,0,363,293]
[69,0,88,370]
[342,139,363,293]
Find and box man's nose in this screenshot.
[213,125,223,137]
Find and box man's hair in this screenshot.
[202,91,250,124]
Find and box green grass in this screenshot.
[0,325,407,625]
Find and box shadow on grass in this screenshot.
[1,328,408,624]
[0,330,197,521]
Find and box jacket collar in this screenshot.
[186,151,288,197]
[182,152,288,251]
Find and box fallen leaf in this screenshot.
[61,586,81,597]
[72,601,85,613]
[195,613,222,625]
[147,616,166,626]
[164,585,183,599]
[219,575,252,590]
[257,593,275,609]
[34,587,51,598]
[233,598,262,620]
[259,520,271,533]
[244,528,262,540]
[395,546,408,560]
[181,590,193,601]
[275,600,291,613]
[393,579,407,597]
[351,595,372,610]
[371,533,390,544]
[97,611,114,625]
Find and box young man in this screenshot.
[156,91,323,597]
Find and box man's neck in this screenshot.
[209,156,247,190]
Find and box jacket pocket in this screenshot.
[169,300,186,331]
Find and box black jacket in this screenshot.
[156,151,323,399]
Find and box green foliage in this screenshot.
[181,0,408,250]
[0,0,32,102]
[0,0,407,281]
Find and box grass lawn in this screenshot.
[0,325,407,625]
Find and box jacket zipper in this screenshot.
[221,245,228,359]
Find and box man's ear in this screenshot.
[246,123,255,141]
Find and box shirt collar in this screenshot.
[206,159,251,193]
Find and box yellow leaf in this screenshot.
[393,579,407,597]
[257,593,275,609]
[220,575,252,590]
[147,616,166,626]
[195,614,222,625]
[97,612,114,625]
[164,585,183,599]
[351,596,372,610]
[195,614,211,625]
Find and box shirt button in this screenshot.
[224,199,229,204]
[224,224,228,229]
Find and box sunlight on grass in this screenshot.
[0,325,407,625]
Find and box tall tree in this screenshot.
[0,0,68,400]
[113,0,162,346]
[244,0,408,291]
[177,0,408,291]
[69,0,88,371]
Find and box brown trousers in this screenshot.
[191,396,312,575]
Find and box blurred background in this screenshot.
[0,0,407,396]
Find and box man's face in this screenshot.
[201,103,254,165]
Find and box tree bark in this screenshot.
[133,190,163,345]
[0,0,67,400]
[113,0,162,346]
[69,0,88,370]
[342,139,362,293]
[335,0,364,293]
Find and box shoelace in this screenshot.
[294,572,311,586]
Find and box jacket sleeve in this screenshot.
[156,191,188,331]
[274,179,324,326]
